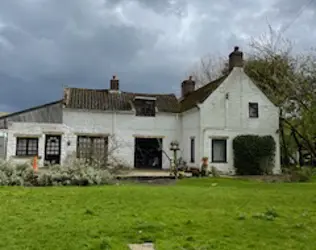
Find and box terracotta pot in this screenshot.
[202,157,208,164]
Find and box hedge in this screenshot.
[233,135,276,175]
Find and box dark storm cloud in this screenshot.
[0,0,164,111]
[0,0,315,112]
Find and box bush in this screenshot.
[0,159,114,187]
[233,135,276,175]
[0,161,38,186]
[210,166,220,177]
[284,167,313,182]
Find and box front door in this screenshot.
[44,135,61,165]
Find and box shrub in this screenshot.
[37,160,114,186]
[210,166,220,177]
[233,135,276,175]
[0,159,114,187]
[284,166,313,182]
[0,161,38,186]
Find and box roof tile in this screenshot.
[64,88,180,113]
[179,75,228,112]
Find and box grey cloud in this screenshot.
[0,0,315,113]
[0,0,163,112]
[105,0,187,14]
[273,0,316,17]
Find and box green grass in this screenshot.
[0,178,316,250]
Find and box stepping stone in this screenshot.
[128,243,155,250]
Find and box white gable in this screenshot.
[200,67,279,132]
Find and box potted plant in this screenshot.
[201,157,209,177]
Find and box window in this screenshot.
[190,137,195,163]
[77,136,108,165]
[211,139,227,163]
[249,102,259,118]
[16,137,39,156]
[135,99,156,117]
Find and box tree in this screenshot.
[190,25,316,167]
[190,53,227,88]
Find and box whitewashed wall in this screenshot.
[62,109,180,169]
[180,108,201,168]
[5,122,72,166]
[200,67,281,174]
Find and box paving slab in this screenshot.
[128,243,155,250]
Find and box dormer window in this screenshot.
[134,96,156,117]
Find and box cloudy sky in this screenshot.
[0,0,315,112]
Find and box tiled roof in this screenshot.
[63,74,230,114]
[179,75,228,112]
[64,88,180,113]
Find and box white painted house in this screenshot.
[0,47,281,174]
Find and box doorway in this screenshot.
[44,135,61,165]
[134,137,163,169]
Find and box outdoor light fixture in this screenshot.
[169,140,180,151]
[169,140,180,179]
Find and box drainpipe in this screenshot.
[176,112,181,154]
[111,111,117,162]
[196,104,203,169]
[225,93,228,128]
[112,112,116,135]
[240,72,243,128]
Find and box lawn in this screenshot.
[0,178,316,250]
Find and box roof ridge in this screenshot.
[68,87,176,97]
[67,87,107,91]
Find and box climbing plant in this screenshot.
[233,135,276,175]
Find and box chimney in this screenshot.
[181,76,195,98]
[63,87,70,107]
[110,75,119,90]
[229,46,243,71]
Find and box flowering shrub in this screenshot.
[0,159,114,187]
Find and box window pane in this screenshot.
[212,139,227,162]
[77,136,108,165]
[17,139,27,155]
[16,138,38,156]
[249,103,258,117]
[77,136,92,159]
[27,139,38,155]
[92,137,107,162]
[190,138,195,163]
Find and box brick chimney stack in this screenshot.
[110,75,119,90]
[229,46,243,71]
[181,76,195,98]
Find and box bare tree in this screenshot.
[248,25,316,166]
[190,53,227,87]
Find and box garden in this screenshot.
[0,134,315,249]
[0,177,316,249]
